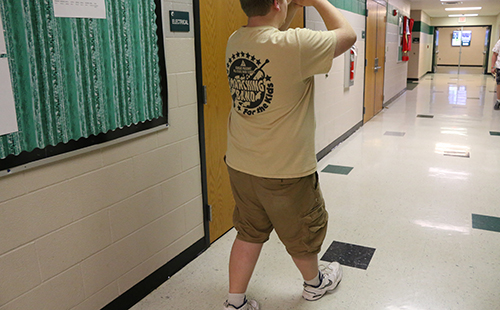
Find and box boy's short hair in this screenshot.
[239,0,274,17]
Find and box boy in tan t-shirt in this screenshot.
[224,1,357,309]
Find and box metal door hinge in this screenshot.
[207,204,213,222]
[203,85,207,105]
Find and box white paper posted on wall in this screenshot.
[0,14,6,54]
[0,58,18,136]
[53,0,107,19]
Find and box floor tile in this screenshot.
[443,150,470,158]
[321,165,353,175]
[384,131,405,136]
[472,214,500,233]
[321,241,376,270]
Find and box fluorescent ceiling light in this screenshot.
[445,7,481,11]
[448,14,478,17]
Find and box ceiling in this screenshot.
[408,0,500,18]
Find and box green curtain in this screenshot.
[0,0,163,159]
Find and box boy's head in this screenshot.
[239,0,275,17]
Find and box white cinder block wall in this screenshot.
[418,11,433,77]
[306,8,365,154]
[0,0,204,309]
[408,10,433,80]
[496,13,500,42]
[384,0,410,104]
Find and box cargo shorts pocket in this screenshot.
[301,202,328,254]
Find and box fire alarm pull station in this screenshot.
[344,45,357,88]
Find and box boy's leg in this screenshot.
[229,238,263,294]
[292,254,320,282]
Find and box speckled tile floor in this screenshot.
[131,72,500,309]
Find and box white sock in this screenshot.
[304,271,321,287]
[227,293,246,308]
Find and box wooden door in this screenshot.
[199,0,304,242]
[364,0,386,123]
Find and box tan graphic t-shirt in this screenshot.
[226,26,337,178]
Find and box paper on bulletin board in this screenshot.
[0,13,6,54]
[0,58,18,136]
[53,0,107,19]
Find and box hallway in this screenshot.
[131,72,500,310]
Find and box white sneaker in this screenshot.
[223,298,259,310]
[302,262,343,301]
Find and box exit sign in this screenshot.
[169,11,190,32]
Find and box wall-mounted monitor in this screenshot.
[452,31,461,46]
[461,31,472,46]
[452,30,472,47]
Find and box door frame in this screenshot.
[193,0,212,248]
[432,27,439,73]
[483,26,492,75]
[363,0,387,123]
[193,0,305,246]
[432,25,493,74]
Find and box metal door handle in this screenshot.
[374,66,381,72]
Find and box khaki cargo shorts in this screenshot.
[227,165,328,258]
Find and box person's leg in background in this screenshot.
[495,68,500,110]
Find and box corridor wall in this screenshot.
[408,10,433,80]
[493,13,500,56]
[306,4,365,157]
[384,0,411,105]
[0,0,204,309]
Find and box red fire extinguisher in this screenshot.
[350,48,355,82]
[402,16,414,61]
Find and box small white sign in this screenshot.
[53,0,107,19]
[0,58,18,136]
[0,14,6,54]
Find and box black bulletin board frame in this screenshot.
[0,0,168,174]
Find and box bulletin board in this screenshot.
[0,0,168,172]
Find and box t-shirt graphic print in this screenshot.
[227,52,274,116]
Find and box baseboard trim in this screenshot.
[384,88,407,108]
[101,237,207,310]
[316,120,363,162]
